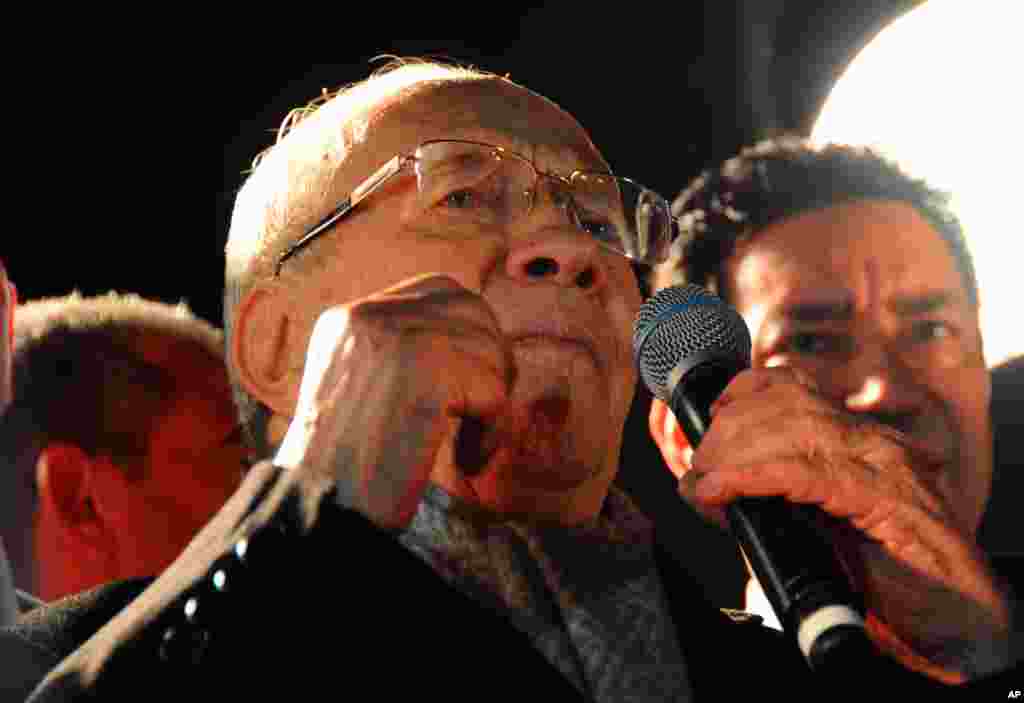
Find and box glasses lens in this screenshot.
[412,142,672,265]
[414,141,534,226]
[571,174,672,265]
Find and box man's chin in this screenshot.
[493,393,604,480]
[475,445,598,491]
[450,420,618,525]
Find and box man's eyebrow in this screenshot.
[888,291,956,316]
[780,300,853,323]
[777,291,960,322]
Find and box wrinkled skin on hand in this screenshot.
[677,367,1011,682]
[275,274,514,530]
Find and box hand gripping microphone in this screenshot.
[634,284,870,673]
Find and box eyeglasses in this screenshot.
[274,139,675,276]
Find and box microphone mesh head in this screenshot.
[633,284,752,401]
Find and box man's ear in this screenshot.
[35,443,105,544]
[648,399,694,480]
[230,282,301,418]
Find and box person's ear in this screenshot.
[230,281,302,418]
[35,443,106,545]
[648,399,694,479]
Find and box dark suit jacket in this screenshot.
[9,462,1013,701]
[2,579,151,700]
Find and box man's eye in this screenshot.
[427,185,507,227]
[909,320,952,343]
[578,219,617,243]
[782,332,847,356]
[443,189,479,209]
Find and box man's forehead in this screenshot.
[362,78,606,173]
[742,201,946,264]
[729,200,968,312]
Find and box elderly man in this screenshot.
[650,136,1022,683]
[17,64,1019,701]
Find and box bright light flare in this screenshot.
[812,0,1024,367]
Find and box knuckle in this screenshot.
[346,296,392,324]
[373,273,469,300]
[358,279,500,337]
[448,294,501,332]
[408,391,446,422]
[312,306,353,341]
[343,301,401,346]
[761,365,817,394]
[397,274,479,308]
[722,367,757,395]
[408,272,467,294]
[393,327,439,363]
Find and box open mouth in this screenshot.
[454,393,573,477]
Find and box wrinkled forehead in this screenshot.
[728,200,969,309]
[342,78,608,188]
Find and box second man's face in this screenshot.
[724,199,992,534]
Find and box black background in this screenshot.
[3,1,921,605]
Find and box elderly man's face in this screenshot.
[724,200,992,533]
[0,260,12,413]
[277,79,642,504]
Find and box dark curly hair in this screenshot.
[658,136,978,306]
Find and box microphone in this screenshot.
[634,284,869,673]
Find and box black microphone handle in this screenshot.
[667,367,871,673]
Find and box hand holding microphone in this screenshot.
[635,284,870,672]
[636,285,1012,681]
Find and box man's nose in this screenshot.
[505,233,607,290]
[504,189,610,292]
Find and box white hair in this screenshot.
[223,58,500,452]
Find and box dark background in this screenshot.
[3,0,922,605]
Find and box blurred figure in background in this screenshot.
[0,259,17,626]
[0,292,246,602]
[979,354,1024,562]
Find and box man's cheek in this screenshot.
[610,272,642,343]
